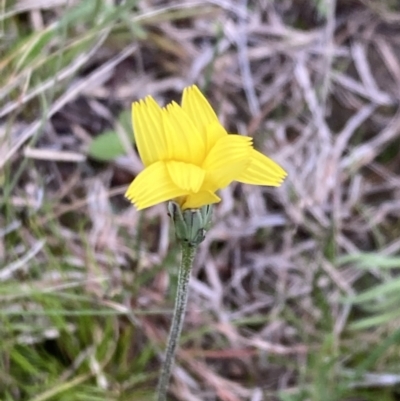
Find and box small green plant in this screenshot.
[88,110,133,161]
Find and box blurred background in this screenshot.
[1,0,400,400]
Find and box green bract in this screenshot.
[168,201,213,246]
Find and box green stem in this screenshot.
[156,242,197,401]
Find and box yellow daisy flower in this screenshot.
[125,85,287,210]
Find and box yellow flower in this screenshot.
[125,85,287,210]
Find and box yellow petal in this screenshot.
[236,149,287,186]
[203,158,251,191]
[204,121,228,153]
[132,97,167,167]
[181,86,227,152]
[166,161,205,193]
[125,161,187,210]
[181,85,219,132]
[162,102,206,165]
[203,135,252,171]
[200,134,252,189]
[181,191,221,209]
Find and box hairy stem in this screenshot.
[156,242,197,401]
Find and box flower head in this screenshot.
[125,85,286,210]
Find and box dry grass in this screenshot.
[1,0,400,400]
